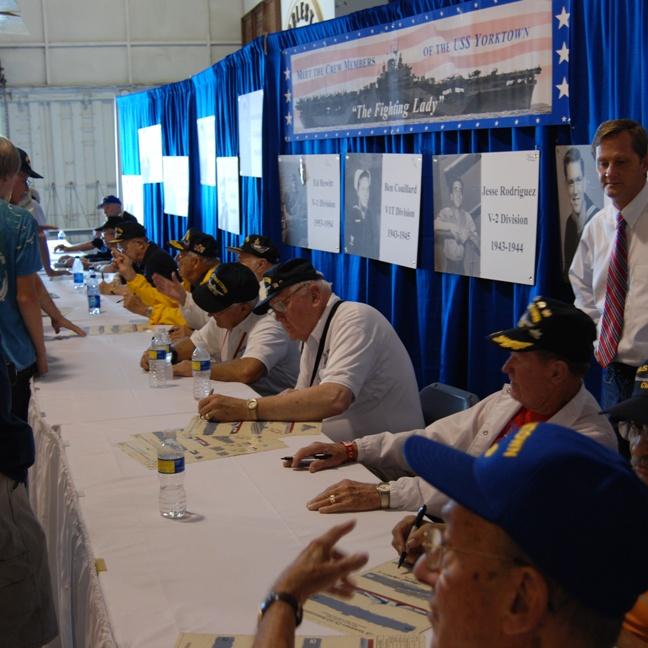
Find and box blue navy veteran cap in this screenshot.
[253,258,322,315]
[488,296,596,363]
[192,263,258,314]
[404,422,648,618]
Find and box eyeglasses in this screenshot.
[618,421,648,442]
[269,282,309,314]
[421,524,526,571]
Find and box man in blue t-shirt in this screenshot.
[0,137,47,420]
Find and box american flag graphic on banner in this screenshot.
[282,0,571,141]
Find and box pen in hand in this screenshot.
[398,504,427,568]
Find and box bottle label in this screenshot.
[149,349,166,360]
[88,295,100,309]
[73,273,84,283]
[158,456,185,474]
[192,360,211,372]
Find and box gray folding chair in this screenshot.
[419,382,479,426]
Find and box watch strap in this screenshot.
[342,441,358,462]
[259,591,303,626]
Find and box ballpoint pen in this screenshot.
[398,504,427,568]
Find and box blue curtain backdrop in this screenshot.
[115,0,646,401]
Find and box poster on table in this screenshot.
[162,156,189,217]
[238,90,264,177]
[555,144,604,277]
[278,154,340,253]
[432,151,540,285]
[344,153,422,268]
[137,124,163,183]
[120,175,144,224]
[196,115,216,186]
[283,0,571,141]
[217,157,241,234]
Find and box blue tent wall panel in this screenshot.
[115,0,646,402]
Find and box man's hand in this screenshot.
[270,520,368,604]
[306,479,381,513]
[289,441,349,472]
[54,244,69,253]
[113,253,136,281]
[169,325,193,342]
[123,291,148,316]
[197,394,246,421]
[50,315,87,337]
[173,360,193,377]
[140,349,150,371]
[152,272,186,305]
[391,515,430,567]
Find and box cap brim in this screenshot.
[26,169,43,179]
[253,294,273,315]
[603,397,648,425]
[192,284,232,314]
[169,240,186,251]
[227,246,243,254]
[487,327,536,352]
[403,436,495,520]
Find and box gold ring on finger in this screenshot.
[329,494,336,505]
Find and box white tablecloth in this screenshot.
[29,277,408,648]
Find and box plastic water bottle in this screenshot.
[157,328,174,382]
[148,335,167,388]
[86,272,100,314]
[72,257,84,289]
[192,347,211,400]
[157,432,186,519]
[57,229,66,241]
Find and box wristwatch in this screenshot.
[258,591,303,626]
[247,398,259,420]
[376,482,391,509]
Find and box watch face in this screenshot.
[377,483,390,494]
[248,399,257,410]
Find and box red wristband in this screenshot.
[342,441,358,462]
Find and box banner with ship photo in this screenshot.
[433,151,539,285]
[345,153,422,268]
[278,154,341,253]
[217,157,240,234]
[283,0,571,141]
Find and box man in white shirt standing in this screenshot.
[569,119,648,429]
[164,262,299,397]
[197,258,424,441]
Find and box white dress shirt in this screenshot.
[569,180,648,366]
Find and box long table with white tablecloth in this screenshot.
[29,275,414,648]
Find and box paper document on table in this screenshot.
[304,560,431,636]
[119,417,322,469]
[175,635,423,648]
[82,323,150,336]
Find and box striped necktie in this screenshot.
[595,213,627,367]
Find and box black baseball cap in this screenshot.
[488,296,596,363]
[169,229,218,258]
[192,263,259,314]
[109,221,147,242]
[228,235,279,263]
[253,258,322,315]
[95,216,124,232]
[17,148,43,179]
[604,361,648,424]
[97,195,122,208]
